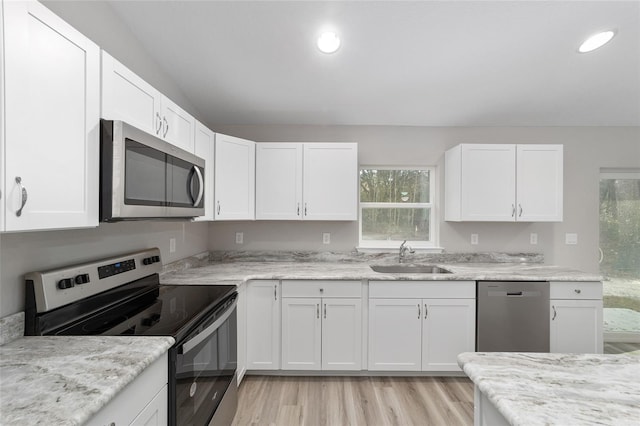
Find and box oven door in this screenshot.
[173,295,237,426]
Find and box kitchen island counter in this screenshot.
[457,351,640,426]
[0,335,174,425]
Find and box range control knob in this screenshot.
[75,274,90,285]
[152,255,160,263]
[143,257,152,265]
[57,278,74,290]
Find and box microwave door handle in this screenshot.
[182,299,237,354]
[191,166,204,206]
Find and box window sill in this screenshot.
[356,246,445,254]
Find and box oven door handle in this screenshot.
[181,299,237,354]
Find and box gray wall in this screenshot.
[209,125,640,275]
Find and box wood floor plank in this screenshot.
[233,375,474,426]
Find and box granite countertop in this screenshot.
[457,351,640,426]
[0,335,174,426]
[160,260,602,286]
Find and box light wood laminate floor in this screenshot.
[232,375,474,426]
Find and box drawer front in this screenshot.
[369,281,476,299]
[550,282,602,300]
[281,280,362,298]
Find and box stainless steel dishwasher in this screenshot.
[476,281,550,352]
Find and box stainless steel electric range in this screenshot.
[24,248,237,426]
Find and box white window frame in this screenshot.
[358,166,440,250]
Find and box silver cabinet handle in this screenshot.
[324,303,327,319]
[519,204,523,217]
[217,201,221,215]
[316,304,320,319]
[155,112,162,134]
[163,117,169,138]
[511,204,516,217]
[424,304,428,319]
[274,285,277,301]
[297,203,300,216]
[190,166,204,206]
[304,203,308,216]
[15,177,28,217]
[552,305,557,321]
[418,304,421,319]
[574,289,582,294]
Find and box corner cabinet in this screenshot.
[368,281,476,372]
[445,144,563,222]
[88,352,168,426]
[1,0,100,232]
[550,282,603,354]
[246,280,280,370]
[281,280,362,371]
[255,143,358,220]
[214,134,256,220]
[101,51,195,152]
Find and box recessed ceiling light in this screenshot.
[578,30,615,53]
[317,32,340,54]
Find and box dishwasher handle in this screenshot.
[488,290,543,298]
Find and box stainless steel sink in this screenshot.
[369,264,452,274]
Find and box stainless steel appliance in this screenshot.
[476,281,550,352]
[24,248,237,426]
[100,120,205,221]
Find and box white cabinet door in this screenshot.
[460,144,516,221]
[101,51,162,137]
[422,299,475,372]
[2,0,99,231]
[322,298,362,371]
[368,298,422,371]
[255,143,303,220]
[281,298,322,370]
[236,284,247,385]
[246,281,280,370]
[160,95,195,152]
[516,145,563,222]
[303,143,358,220]
[550,299,603,354]
[193,122,215,221]
[215,134,256,220]
[130,384,168,426]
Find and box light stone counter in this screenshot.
[160,260,602,286]
[457,351,640,426]
[0,335,174,425]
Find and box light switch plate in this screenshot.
[471,234,479,245]
[530,233,538,245]
[565,233,578,245]
[169,238,176,253]
[323,232,331,244]
[235,232,244,244]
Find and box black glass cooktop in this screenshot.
[38,275,235,340]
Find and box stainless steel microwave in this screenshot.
[100,120,205,221]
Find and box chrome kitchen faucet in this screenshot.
[399,240,415,263]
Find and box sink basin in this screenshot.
[370,264,452,274]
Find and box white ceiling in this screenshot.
[108,0,640,127]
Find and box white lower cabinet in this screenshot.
[550,282,603,354]
[236,283,247,385]
[281,281,362,371]
[368,281,476,372]
[246,280,281,370]
[88,352,168,426]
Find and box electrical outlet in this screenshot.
[565,233,578,245]
[530,233,538,245]
[169,238,176,253]
[470,234,479,245]
[323,232,331,244]
[235,232,244,244]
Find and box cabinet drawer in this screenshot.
[370,281,476,299]
[550,282,602,300]
[281,280,361,298]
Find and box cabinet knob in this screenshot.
[574,289,582,294]
[319,288,324,293]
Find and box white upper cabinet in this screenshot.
[101,51,195,152]
[160,95,195,152]
[256,143,303,220]
[2,0,100,232]
[445,144,563,222]
[101,51,161,136]
[193,121,215,221]
[255,142,358,220]
[215,134,256,220]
